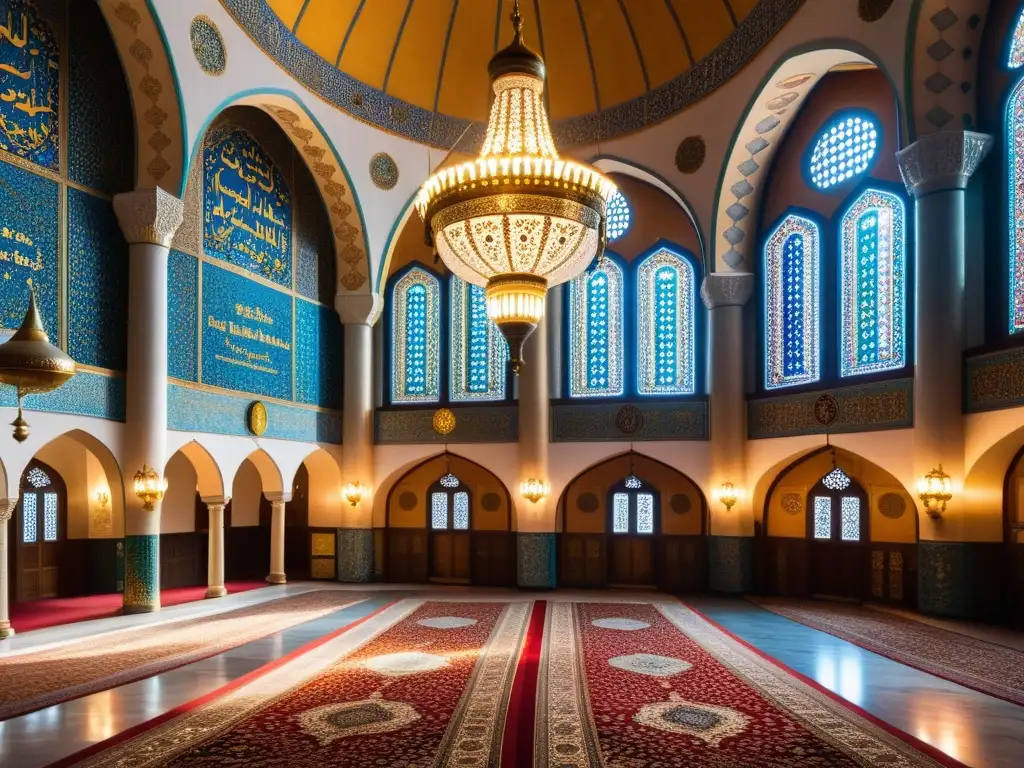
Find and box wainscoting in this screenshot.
[160,533,207,589]
[559,534,706,591]
[383,529,515,586]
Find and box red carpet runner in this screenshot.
[753,598,1024,706]
[0,590,368,720]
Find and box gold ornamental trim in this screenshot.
[247,400,268,436]
[429,193,601,236]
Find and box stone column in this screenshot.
[517,312,556,588]
[113,188,184,614]
[702,273,755,593]
[203,497,228,598]
[898,131,991,618]
[337,294,380,582]
[266,493,289,584]
[0,499,17,638]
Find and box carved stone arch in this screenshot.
[711,45,896,273]
[97,0,186,194]
[185,90,372,298]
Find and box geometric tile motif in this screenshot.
[190,15,226,76]
[725,203,750,222]
[722,249,744,269]
[730,180,754,198]
[924,72,953,93]
[737,159,759,177]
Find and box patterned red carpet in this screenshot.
[752,598,1024,705]
[0,590,369,720]
[61,598,962,768]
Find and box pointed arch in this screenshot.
[567,252,626,398]
[239,448,284,496]
[387,264,443,404]
[167,440,226,500]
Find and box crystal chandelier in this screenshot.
[417,0,616,373]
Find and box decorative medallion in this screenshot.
[369,152,399,190]
[481,492,502,511]
[608,654,692,677]
[670,494,692,515]
[398,491,417,511]
[878,492,907,519]
[615,404,644,435]
[592,617,650,631]
[417,616,478,629]
[675,136,706,174]
[247,401,268,436]
[777,74,814,89]
[432,407,456,436]
[812,394,839,427]
[633,693,750,745]
[297,694,420,746]
[858,0,895,22]
[363,651,448,677]
[577,492,599,513]
[781,493,803,515]
[190,15,226,76]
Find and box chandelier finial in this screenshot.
[511,0,523,42]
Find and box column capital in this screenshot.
[0,498,15,522]
[264,491,291,504]
[201,495,230,506]
[897,131,992,198]
[113,187,185,247]
[336,292,382,326]
[701,272,754,309]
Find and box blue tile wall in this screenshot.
[67,189,128,370]
[0,369,125,420]
[200,261,293,401]
[295,298,343,410]
[708,536,754,594]
[124,534,159,612]
[168,382,340,443]
[517,533,557,589]
[294,172,321,302]
[67,1,133,193]
[168,249,198,381]
[336,528,373,583]
[0,159,59,339]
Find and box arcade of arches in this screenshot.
[4,1,1024,766]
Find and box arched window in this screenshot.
[806,112,880,191]
[1009,80,1024,333]
[764,214,820,389]
[389,266,441,404]
[807,465,866,543]
[636,248,696,395]
[450,276,507,401]
[429,473,470,531]
[568,256,625,398]
[21,464,61,544]
[840,188,907,376]
[608,473,658,535]
[1009,9,1024,69]
[606,190,632,242]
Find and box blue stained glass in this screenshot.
[22,494,36,544]
[568,258,623,398]
[765,214,819,389]
[606,190,631,241]
[467,286,489,392]
[1010,81,1024,332]
[807,113,879,190]
[405,285,427,394]
[390,267,440,404]
[783,235,806,377]
[450,277,507,402]
[1009,9,1024,69]
[636,249,695,395]
[587,272,609,388]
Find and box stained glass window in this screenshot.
[764,215,820,389]
[606,190,631,241]
[840,189,906,376]
[822,467,852,491]
[636,494,654,534]
[390,267,441,404]
[840,497,861,541]
[568,257,624,398]
[43,493,57,542]
[612,493,629,533]
[26,467,50,488]
[808,113,879,190]
[22,494,36,543]
[1009,80,1024,332]
[1009,9,1024,69]
[453,492,469,530]
[813,496,831,540]
[450,277,507,401]
[636,249,695,395]
[431,492,448,530]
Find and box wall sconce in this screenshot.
[520,478,550,504]
[133,464,166,511]
[917,465,952,519]
[94,490,110,508]
[716,482,738,511]
[342,481,366,507]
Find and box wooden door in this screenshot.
[430,531,471,583]
[16,463,65,602]
[608,536,655,586]
[605,479,659,588]
[427,478,472,584]
[807,471,868,602]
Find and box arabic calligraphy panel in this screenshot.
[200,261,293,401]
[0,0,60,170]
[203,125,292,287]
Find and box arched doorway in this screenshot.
[384,454,513,586]
[559,452,707,591]
[806,460,868,601]
[14,460,67,601]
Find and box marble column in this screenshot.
[0,499,16,638]
[337,294,380,582]
[517,312,556,588]
[266,493,288,584]
[113,188,184,614]
[204,497,228,598]
[702,272,755,592]
[898,131,991,617]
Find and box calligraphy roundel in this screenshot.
[813,394,839,428]
[191,16,227,76]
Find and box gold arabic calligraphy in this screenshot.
[0,7,58,162]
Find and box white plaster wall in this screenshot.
[231,458,263,528]
[162,451,198,533]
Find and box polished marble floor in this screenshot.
[0,585,1021,767]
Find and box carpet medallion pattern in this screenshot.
[754,599,1024,705]
[75,600,532,768]
[0,591,370,721]
[536,602,954,767]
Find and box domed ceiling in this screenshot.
[222,0,805,148]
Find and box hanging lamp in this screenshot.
[417,0,616,373]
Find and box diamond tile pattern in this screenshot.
[726,203,750,222]
[925,72,953,93]
[724,226,745,245]
[731,180,754,198]
[737,159,759,177]
[745,137,769,155]
[756,116,780,134]
[927,39,954,61]
[930,8,959,30]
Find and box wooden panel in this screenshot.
[1012,544,1024,630]
[226,526,271,581]
[471,532,514,586]
[387,529,429,583]
[160,533,207,588]
[310,530,336,580]
[559,534,605,588]
[659,536,707,592]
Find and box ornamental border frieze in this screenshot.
[748,379,913,439]
[374,406,518,445]
[965,347,1024,413]
[551,401,708,442]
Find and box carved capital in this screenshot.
[336,292,383,326]
[264,491,291,505]
[201,495,230,506]
[701,272,754,309]
[897,131,992,198]
[113,187,185,247]
[0,498,16,522]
